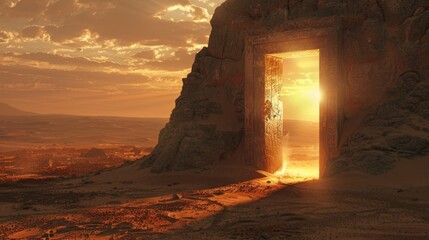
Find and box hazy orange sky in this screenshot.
[282,55,320,122]
[0,0,225,117]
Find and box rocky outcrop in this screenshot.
[327,71,429,175]
[141,0,429,175]
[141,47,243,172]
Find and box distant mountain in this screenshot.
[0,103,36,116]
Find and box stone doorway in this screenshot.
[268,50,320,180]
[244,28,343,178]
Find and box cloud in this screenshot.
[1,0,213,46]
[143,48,196,71]
[0,30,16,43]
[0,86,179,117]
[0,0,226,117]
[0,0,50,18]
[3,52,125,69]
[0,31,9,42]
[155,3,210,23]
[132,50,156,60]
[0,63,181,117]
[21,25,43,38]
[0,64,151,89]
[44,0,81,21]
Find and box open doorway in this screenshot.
[244,28,342,179]
[268,50,320,181]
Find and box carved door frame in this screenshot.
[244,28,343,177]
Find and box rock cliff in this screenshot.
[141,0,429,175]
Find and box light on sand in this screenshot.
[273,135,319,183]
[274,161,287,177]
[274,133,289,178]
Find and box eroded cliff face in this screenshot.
[142,0,429,175]
[140,47,244,172]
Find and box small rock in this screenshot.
[213,190,224,196]
[168,182,180,187]
[21,205,31,210]
[397,188,404,193]
[260,232,270,239]
[81,179,93,184]
[172,193,183,200]
[115,222,133,229]
[267,180,271,184]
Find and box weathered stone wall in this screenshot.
[142,0,429,175]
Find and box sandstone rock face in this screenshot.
[327,71,429,175]
[141,47,243,172]
[142,0,429,175]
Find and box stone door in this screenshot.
[263,55,284,173]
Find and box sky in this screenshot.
[0,0,225,117]
[282,54,320,122]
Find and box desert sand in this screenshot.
[1,108,427,239]
[0,114,167,182]
[0,156,428,239]
[1,116,428,239]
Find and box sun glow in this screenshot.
[311,89,322,102]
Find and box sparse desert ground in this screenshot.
[0,159,428,239]
[0,146,150,182]
[0,115,166,181]
[0,117,428,239]
[0,115,166,152]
